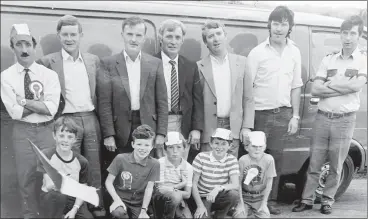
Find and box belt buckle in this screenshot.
[273,107,280,114]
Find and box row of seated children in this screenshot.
[38,115,276,218]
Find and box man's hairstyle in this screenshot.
[122,16,147,34]
[53,116,80,136]
[163,132,188,150]
[267,6,295,38]
[132,124,155,142]
[341,15,364,36]
[201,20,226,44]
[158,19,186,41]
[10,37,37,49]
[56,15,83,33]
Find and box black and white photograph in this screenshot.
[1,1,367,218]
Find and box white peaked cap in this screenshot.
[211,128,232,141]
[165,132,183,145]
[248,131,266,146]
[10,23,32,42]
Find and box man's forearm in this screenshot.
[141,181,154,209]
[311,82,342,97]
[290,87,301,116]
[22,107,34,118]
[25,99,51,116]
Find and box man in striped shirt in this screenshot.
[191,128,240,219]
[153,132,193,218]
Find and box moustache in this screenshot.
[21,53,29,57]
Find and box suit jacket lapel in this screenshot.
[228,53,240,95]
[50,52,66,98]
[140,53,150,100]
[178,56,186,97]
[81,53,95,100]
[116,53,131,101]
[200,55,216,97]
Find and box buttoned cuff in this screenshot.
[11,104,24,120]
[291,82,304,89]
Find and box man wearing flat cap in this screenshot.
[1,23,61,218]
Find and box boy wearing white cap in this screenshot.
[191,128,240,219]
[235,131,276,218]
[153,131,193,218]
[1,23,61,218]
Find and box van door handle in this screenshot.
[310,97,320,105]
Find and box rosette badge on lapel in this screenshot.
[29,80,44,100]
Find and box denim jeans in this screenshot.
[254,107,293,200]
[153,190,192,219]
[301,112,356,206]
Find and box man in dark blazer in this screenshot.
[154,19,204,160]
[96,16,168,165]
[38,15,105,216]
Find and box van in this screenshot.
[1,1,367,217]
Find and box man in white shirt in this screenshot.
[196,20,254,159]
[38,15,105,216]
[154,19,204,160]
[1,23,61,218]
[247,6,303,214]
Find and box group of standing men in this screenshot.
[1,3,366,218]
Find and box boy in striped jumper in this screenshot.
[153,131,194,218]
[191,128,240,219]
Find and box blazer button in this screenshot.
[214,101,217,105]
[213,113,217,116]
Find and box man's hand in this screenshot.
[138,209,150,219]
[155,134,165,148]
[104,136,117,152]
[194,205,208,219]
[64,206,78,218]
[240,128,251,144]
[188,130,201,150]
[111,206,127,218]
[206,187,220,203]
[228,139,240,156]
[287,117,299,135]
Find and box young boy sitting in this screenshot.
[235,131,276,218]
[153,131,194,219]
[191,128,240,219]
[105,124,160,219]
[38,116,93,218]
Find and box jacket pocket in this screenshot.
[344,69,358,78]
[327,69,337,77]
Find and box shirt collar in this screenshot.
[338,47,361,60]
[16,62,37,74]
[164,156,185,169]
[264,37,294,48]
[124,50,141,62]
[209,152,228,163]
[128,152,148,167]
[210,53,228,65]
[61,48,83,62]
[161,51,179,65]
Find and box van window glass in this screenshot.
[180,22,268,62]
[0,13,157,60]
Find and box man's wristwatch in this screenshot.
[141,207,147,212]
[292,115,300,120]
[20,99,27,106]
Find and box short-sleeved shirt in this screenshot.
[37,147,89,192]
[315,47,367,113]
[239,153,276,203]
[247,38,303,110]
[107,153,160,200]
[158,157,194,188]
[192,152,239,197]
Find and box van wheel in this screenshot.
[296,155,355,202]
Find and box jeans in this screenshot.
[254,107,293,200]
[301,112,356,206]
[153,190,192,219]
[201,190,239,219]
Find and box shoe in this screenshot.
[292,203,313,212]
[320,205,332,214]
[268,205,281,215]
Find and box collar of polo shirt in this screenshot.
[337,47,361,59]
[209,152,228,163]
[264,37,295,48]
[127,152,148,166]
[164,156,185,169]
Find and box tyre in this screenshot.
[296,154,355,201]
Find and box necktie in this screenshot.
[169,60,179,113]
[24,69,34,100]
